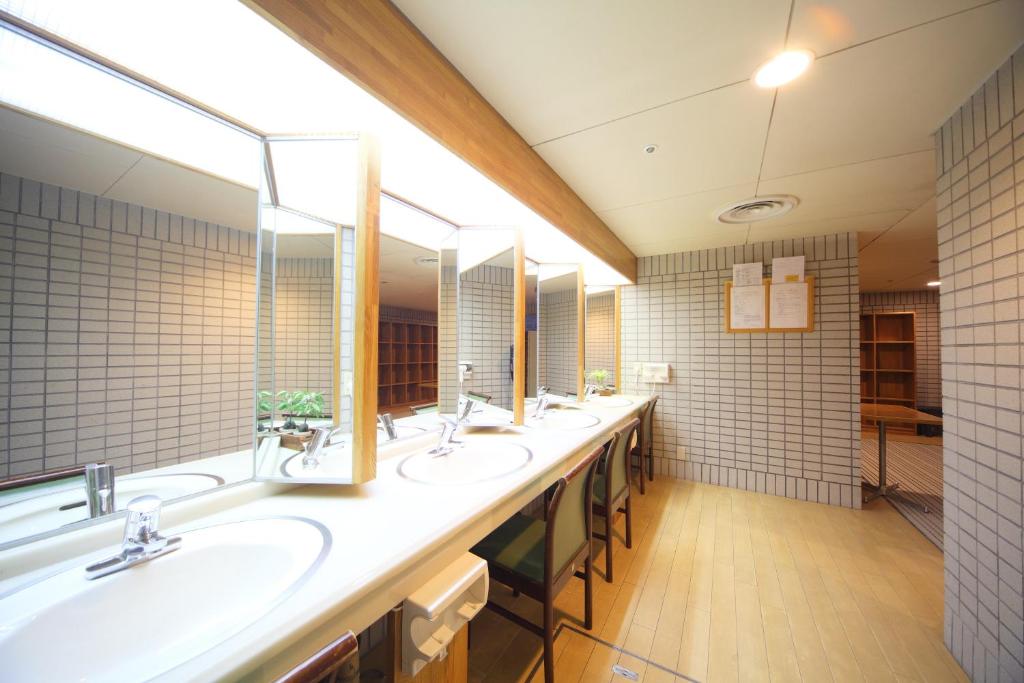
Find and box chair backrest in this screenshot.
[274,631,358,683]
[467,391,492,404]
[640,395,659,454]
[546,444,602,580]
[411,403,438,414]
[606,418,640,501]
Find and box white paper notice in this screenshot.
[771,255,805,283]
[769,281,808,329]
[732,262,762,288]
[730,285,766,329]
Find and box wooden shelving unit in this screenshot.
[377,320,438,412]
[860,312,916,433]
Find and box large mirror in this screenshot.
[584,286,618,395]
[374,197,456,443]
[0,34,262,546]
[254,135,379,484]
[536,265,583,401]
[455,228,518,425]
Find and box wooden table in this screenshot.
[861,403,942,510]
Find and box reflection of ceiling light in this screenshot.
[414,256,439,267]
[753,50,814,88]
[715,195,798,224]
[927,281,941,287]
[643,144,658,154]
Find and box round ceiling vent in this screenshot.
[414,255,439,267]
[714,195,798,224]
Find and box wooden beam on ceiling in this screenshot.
[242,0,637,283]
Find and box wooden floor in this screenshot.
[861,438,944,549]
[469,477,965,683]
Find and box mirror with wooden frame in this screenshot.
[584,286,619,396]
[535,265,583,401]
[254,134,379,485]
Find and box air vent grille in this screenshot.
[714,195,798,224]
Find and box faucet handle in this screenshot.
[123,495,163,547]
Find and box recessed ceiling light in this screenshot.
[752,49,815,88]
[643,144,658,154]
[927,280,941,287]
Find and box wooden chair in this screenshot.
[471,445,602,683]
[274,631,358,683]
[410,402,438,414]
[594,417,641,583]
[630,396,659,494]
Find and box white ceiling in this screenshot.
[393,0,1024,291]
[0,104,440,312]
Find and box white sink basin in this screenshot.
[398,442,532,485]
[280,443,354,481]
[526,411,601,431]
[584,396,635,408]
[379,424,427,440]
[0,516,329,682]
[0,473,224,544]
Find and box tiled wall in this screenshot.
[935,46,1024,683]
[0,172,256,478]
[860,290,942,408]
[274,257,333,415]
[620,233,861,508]
[585,290,616,387]
[539,288,578,397]
[458,264,514,410]
[438,262,458,412]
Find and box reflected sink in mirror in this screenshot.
[526,411,601,431]
[584,396,635,408]
[0,473,225,545]
[0,516,329,682]
[398,442,532,485]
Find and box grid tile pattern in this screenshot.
[621,233,861,508]
[459,264,514,410]
[438,263,458,412]
[861,290,942,408]
[584,290,616,387]
[0,173,256,478]
[540,288,579,397]
[935,44,1024,683]
[274,257,333,415]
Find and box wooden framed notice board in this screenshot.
[724,276,815,333]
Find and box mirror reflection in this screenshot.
[536,265,581,401]
[456,228,517,425]
[254,136,358,483]
[0,97,259,546]
[584,286,617,395]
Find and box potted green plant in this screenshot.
[276,390,326,433]
[586,369,613,396]
[256,390,274,432]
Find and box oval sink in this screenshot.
[584,396,635,408]
[280,444,354,480]
[398,442,533,485]
[378,424,427,441]
[0,473,225,544]
[0,516,329,682]
[526,411,601,431]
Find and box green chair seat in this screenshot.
[471,513,546,584]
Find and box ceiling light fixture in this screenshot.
[752,49,815,88]
[643,144,658,154]
[927,280,941,287]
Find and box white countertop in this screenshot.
[0,394,650,682]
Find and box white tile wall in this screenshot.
[539,288,578,397]
[438,263,458,412]
[458,264,514,410]
[0,172,256,477]
[621,233,861,508]
[935,44,1024,683]
[274,257,334,415]
[585,290,616,387]
[860,290,942,408]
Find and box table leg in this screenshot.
[878,421,887,490]
[862,418,929,513]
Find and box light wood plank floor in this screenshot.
[469,477,965,683]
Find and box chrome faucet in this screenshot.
[430,398,478,456]
[85,495,181,580]
[378,413,398,441]
[534,388,551,419]
[84,463,115,518]
[303,425,347,469]
[583,384,598,400]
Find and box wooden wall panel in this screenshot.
[243,0,637,282]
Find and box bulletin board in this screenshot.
[724,276,815,333]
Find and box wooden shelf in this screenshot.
[860,311,917,433]
[378,320,438,410]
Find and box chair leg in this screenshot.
[543,588,555,683]
[647,449,654,482]
[584,553,593,630]
[604,509,614,583]
[624,495,633,549]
